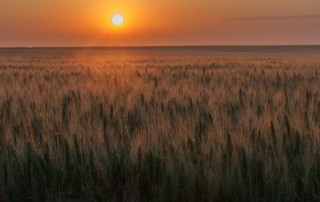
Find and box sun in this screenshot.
[112,14,124,26]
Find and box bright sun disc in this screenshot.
[112,14,124,26]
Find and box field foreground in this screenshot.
[1,47,320,201]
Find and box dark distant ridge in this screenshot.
[1,45,320,53]
[1,45,320,48]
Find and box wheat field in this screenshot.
[0,47,320,201]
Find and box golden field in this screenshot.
[0,47,320,201]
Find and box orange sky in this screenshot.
[1,0,320,47]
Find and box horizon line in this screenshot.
[1,44,320,49]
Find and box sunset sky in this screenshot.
[1,0,320,47]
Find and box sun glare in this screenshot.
[112,14,124,26]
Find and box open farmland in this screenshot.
[0,47,320,201]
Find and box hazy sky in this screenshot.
[1,0,320,46]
